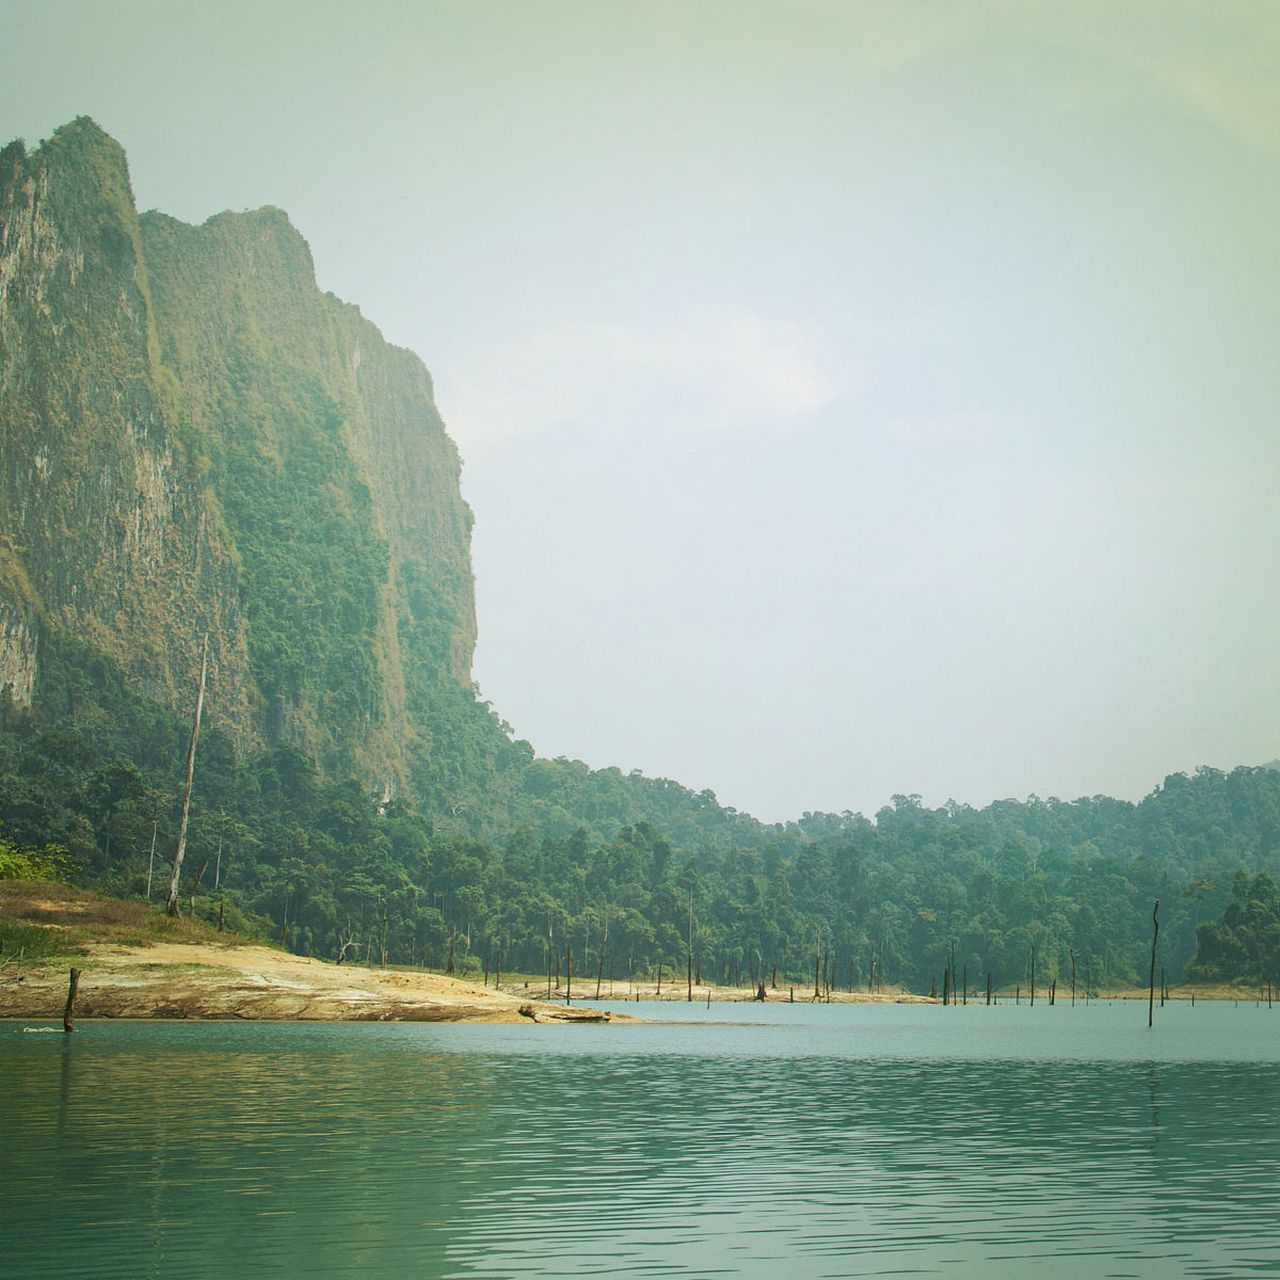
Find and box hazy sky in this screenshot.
[3,1,1277,820]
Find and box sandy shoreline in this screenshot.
[0,938,630,1024]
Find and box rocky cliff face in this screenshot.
[0,118,476,797]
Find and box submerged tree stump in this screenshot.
[63,967,80,1033]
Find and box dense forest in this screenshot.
[2,119,1278,994]
[3,628,1279,992]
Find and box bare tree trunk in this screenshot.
[986,971,992,1005]
[188,859,209,920]
[166,635,209,916]
[446,924,456,976]
[566,944,572,1006]
[687,884,694,1003]
[1148,899,1160,1028]
[1070,948,1077,1006]
[145,821,157,901]
[63,967,80,1032]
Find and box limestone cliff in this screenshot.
[0,118,475,796]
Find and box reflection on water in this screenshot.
[3,1003,1280,1278]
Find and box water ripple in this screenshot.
[3,1004,1280,1277]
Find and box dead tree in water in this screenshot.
[165,635,209,916]
[63,967,80,1032]
[986,971,992,1006]
[1070,948,1077,1006]
[1030,944,1037,1006]
[1148,899,1160,1028]
[566,944,572,1006]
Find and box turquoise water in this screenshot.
[4,1001,1280,1278]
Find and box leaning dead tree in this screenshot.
[166,635,209,917]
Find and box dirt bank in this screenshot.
[0,881,614,1024]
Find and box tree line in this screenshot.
[3,629,1280,990]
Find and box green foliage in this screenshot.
[0,838,70,882]
[1188,872,1280,985]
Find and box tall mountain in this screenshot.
[5,119,1278,990]
[0,118,475,800]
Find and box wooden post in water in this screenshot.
[63,967,80,1032]
[1148,899,1160,1028]
[986,971,992,1006]
[1050,978,1056,1006]
[165,635,209,916]
[1070,948,1077,1007]
[1030,944,1037,1006]
[963,966,968,1006]
[942,968,949,1006]
[566,944,572,1006]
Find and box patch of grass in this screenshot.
[0,880,268,952]
[0,917,81,961]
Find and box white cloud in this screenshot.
[437,305,855,451]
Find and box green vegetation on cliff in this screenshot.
[1,119,1276,993]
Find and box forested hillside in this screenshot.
[1,119,1277,992]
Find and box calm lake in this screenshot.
[4,1000,1280,1278]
